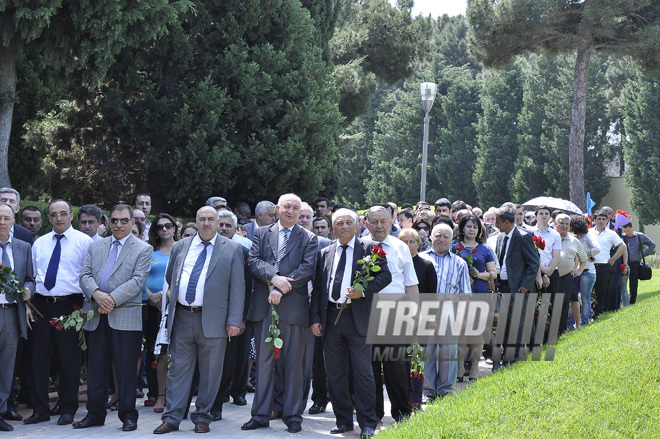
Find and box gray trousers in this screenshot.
[0,306,19,413]
[162,310,227,426]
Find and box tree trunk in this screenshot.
[0,44,16,188]
[568,17,592,212]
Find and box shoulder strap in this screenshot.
[638,234,646,264]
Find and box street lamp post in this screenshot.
[419,82,437,202]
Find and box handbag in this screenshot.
[638,235,653,281]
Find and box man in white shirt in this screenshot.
[26,199,93,426]
[589,209,626,316]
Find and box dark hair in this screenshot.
[412,217,432,231]
[434,198,451,209]
[78,204,102,221]
[133,220,144,237]
[332,203,347,212]
[235,201,251,217]
[400,203,414,210]
[21,205,41,216]
[457,215,485,244]
[451,200,467,212]
[593,209,607,219]
[570,215,589,235]
[48,199,73,212]
[180,222,198,238]
[534,205,551,215]
[313,216,331,228]
[110,204,133,218]
[398,209,414,220]
[314,197,331,207]
[433,215,455,231]
[148,213,179,249]
[132,192,151,206]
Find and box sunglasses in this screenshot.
[417,226,429,231]
[155,223,174,230]
[110,218,131,225]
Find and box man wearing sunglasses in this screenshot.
[76,204,153,432]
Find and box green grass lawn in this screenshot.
[379,273,660,438]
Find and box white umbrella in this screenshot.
[522,196,583,215]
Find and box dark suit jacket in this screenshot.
[247,223,317,326]
[497,226,539,293]
[166,234,245,338]
[13,224,32,244]
[310,237,391,337]
[8,238,36,339]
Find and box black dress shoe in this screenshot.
[0,419,13,432]
[58,413,75,425]
[2,407,22,421]
[241,418,268,430]
[50,401,62,415]
[360,427,376,439]
[122,419,137,431]
[246,383,255,393]
[136,388,144,399]
[233,396,247,406]
[330,424,354,434]
[287,421,302,433]
[24,412,50,424]
[308,402,327,414]
[72,416,104,429]
[210,410,222,421]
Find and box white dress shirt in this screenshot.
[232,233,252,249]
[369,234,418,294]
[498,229,515,281]
[177,234,216,306]
[32,226,92,296]
[0,237,15,304]
[328,237,355,304]
[589,228,623,264]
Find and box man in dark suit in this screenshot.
[310,208,391,439]
[76,204,153,431]
[243,200,277,242]
[154,206,244,434]
[494,202,540,365]
[0,188,32,244]
[242,193,317,434]
[0,203,35,432]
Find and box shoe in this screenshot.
[270,411,281,420]
[0,419,13,432]
[50,401,62,416]
[2,407,22,421]
[246,383,255,393]
[330,424,354,434]
[210,410,222,421]
[308,402,326,414]
[72,416,104,429]
[145,398,157,407]
[241,418,269,430]
[136,388,145,399]
[154,421,179,434]
[24,412,50,424]
[360,427,376,439]
[58,413,75,425]
[194,421,210,433]
[233,396,247,406]
[287,421,302,433]
[122,419,138,431]
[457,376,464,382]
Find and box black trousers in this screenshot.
[629,261,641,305]
[594,264,614,316]
[557,274,573,337]
[30,295,83,416]
[86,314,142,423]
[212,330,249,411]
[371,344,410,422]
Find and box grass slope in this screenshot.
[379,273,660,438]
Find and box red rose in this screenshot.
[0,264,4,269]
[471,248,478,254]
[372,245,386,258]
[50,318,58,327]
[418,373,424,380]
[456,244,464,251]
[411,371,417,378]
[72,304,80,311]
[620,264,626,272]
[55,322,64,331]
[273,346,281,360]
[150,361,158,369]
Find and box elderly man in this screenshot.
[243,200,277,242]
[20,206,42,242]
[0,188,32,243]
[365,205,418,423]
[206,196,228,210]
[76,204,153,431]
[242,194,317,434]
[311,208,391,439]
[421,223,472,399]
[555,214,587,334]
[78,204,104,241]
[154,206,244,434]
[0,203,35,432]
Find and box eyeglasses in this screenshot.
[110,218,131,225]
[155,223,174,230]
[416,226,429,231]
[49,211,71,219]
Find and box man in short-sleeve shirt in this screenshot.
[589,210,625,315]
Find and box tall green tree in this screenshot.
[467,0,660,210]
[0,0,185,188]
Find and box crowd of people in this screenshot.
[0,188,655,438]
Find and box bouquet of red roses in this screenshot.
[455,244,479,277]
[533,235,546,251]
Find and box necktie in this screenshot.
[499,235,509,270]
[44,235,64,291]
[275,228,290,272]
[185,241,211,304]
[0,242,12,303]
[331,244,349,301]
[99,240,121,292]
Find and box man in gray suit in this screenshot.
[154,206,244,434]
[242,193,317,434]
[0,203,35,432]
[75,204,153,431]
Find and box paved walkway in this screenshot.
[4,360,492,438]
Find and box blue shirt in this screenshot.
[451,243,494,294]
[143,250,170,300]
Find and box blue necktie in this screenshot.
[99,241,121,292]
[185,241,211,304]
[44,235,64,291]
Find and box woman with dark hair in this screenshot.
[412,217,433,252]
[180,222,198,239]
[144,213,178,412]
[571,215,600,326]
[452,215,497,382]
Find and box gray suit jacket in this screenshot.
[165,234,245,338]
[80,234,153,331]
[247,223,317,326]
[8,239,35,339]
[496,226,540,293]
